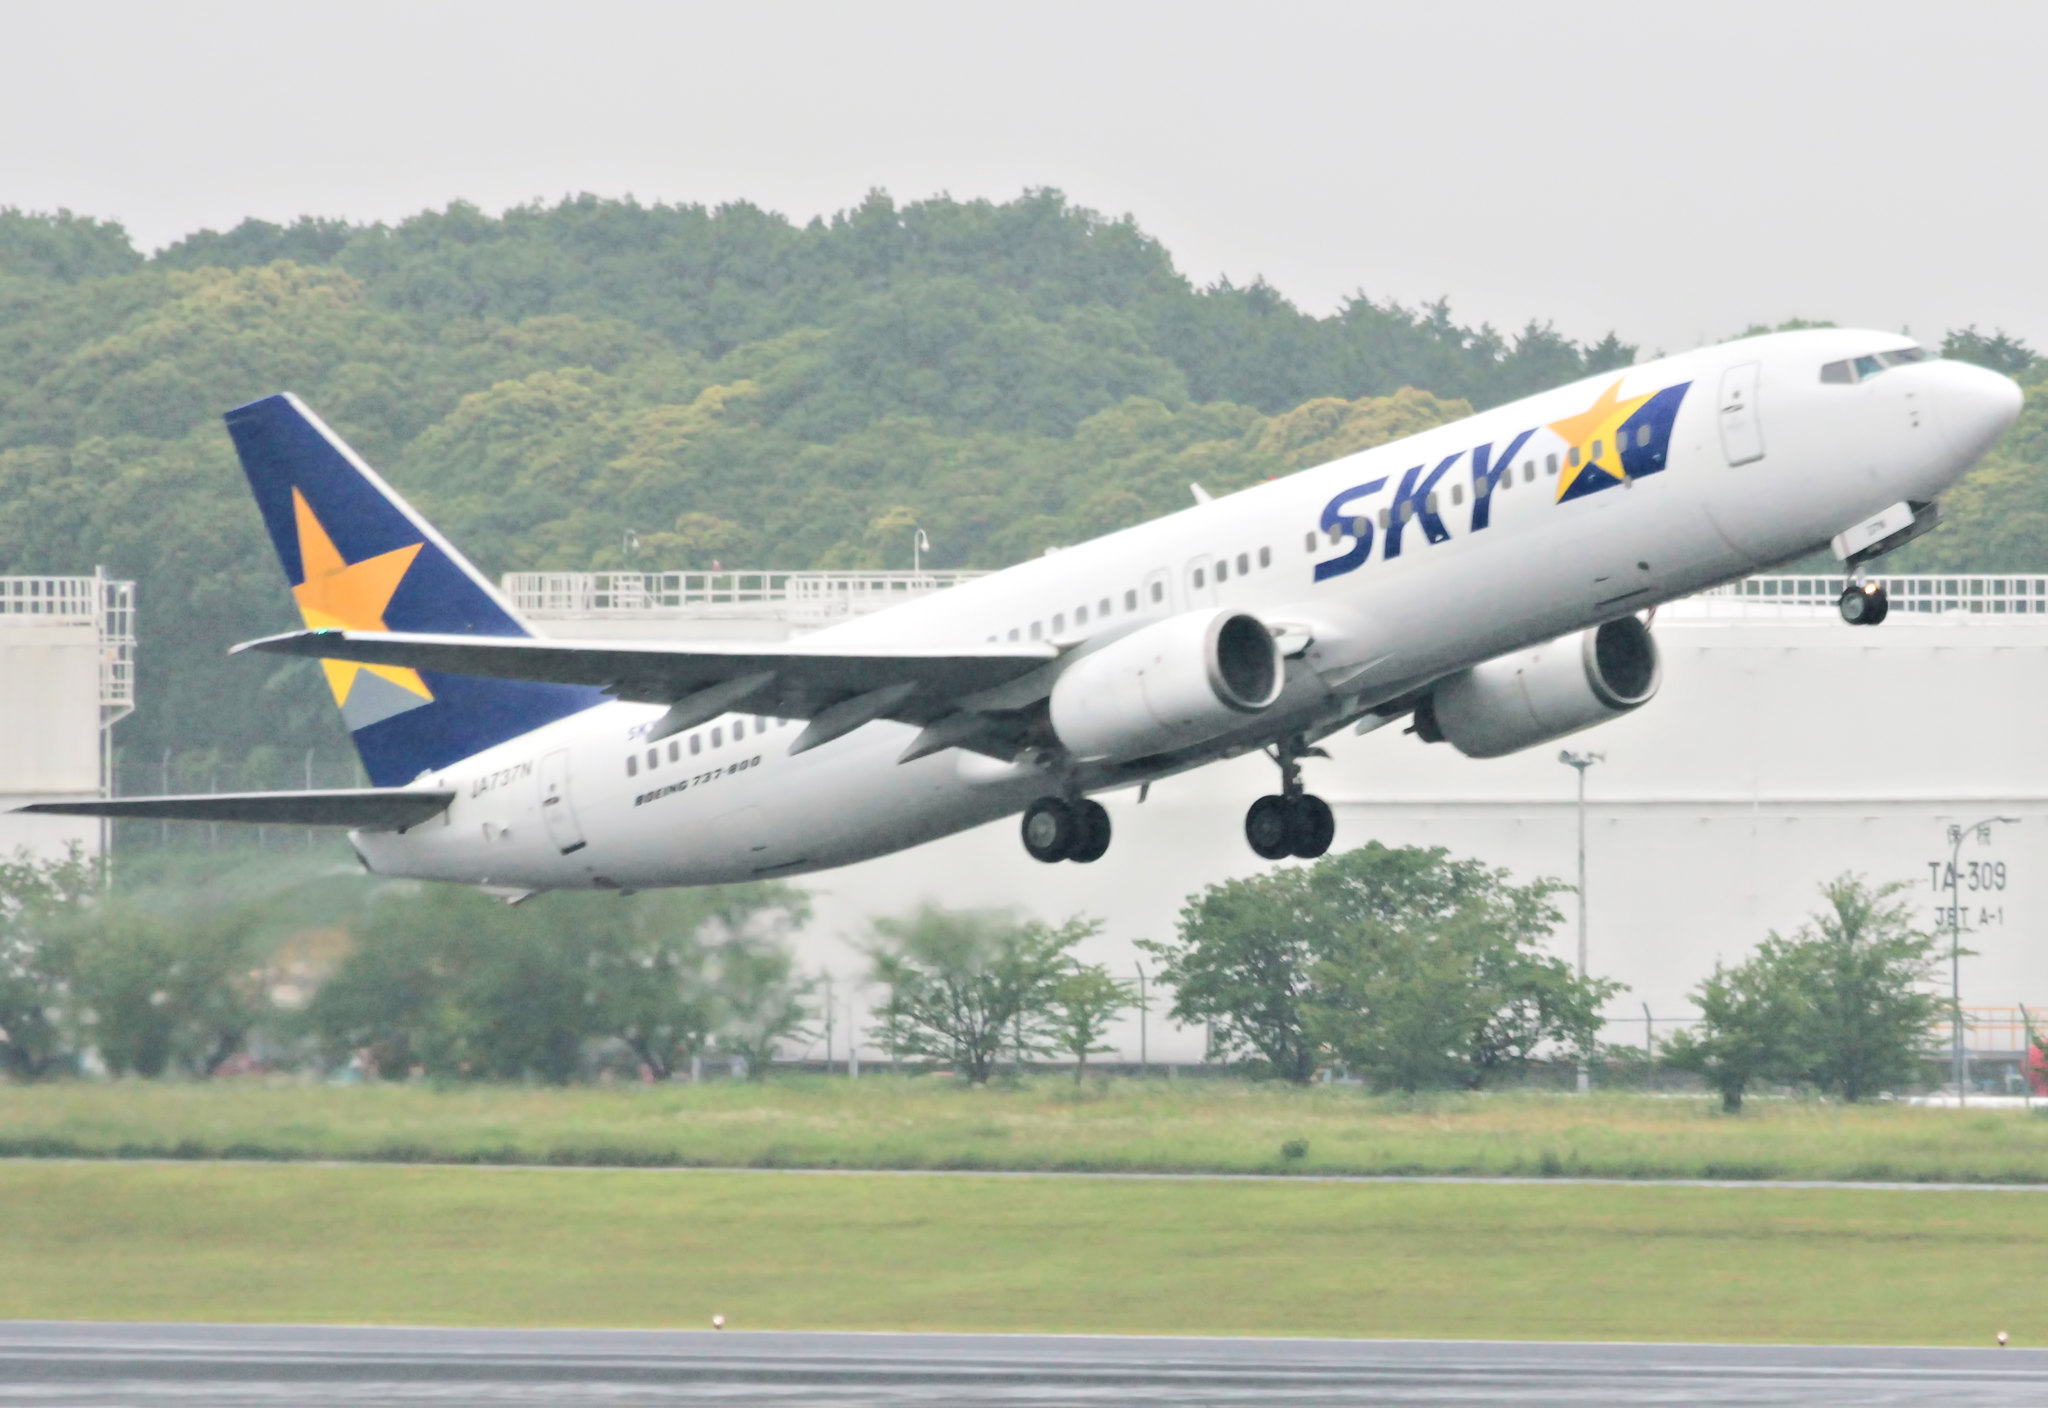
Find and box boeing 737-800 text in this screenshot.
[20,329,2022,895]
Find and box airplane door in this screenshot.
[1185,554,1217,607]
[538,749,587,855]
[1718,362,1765,466]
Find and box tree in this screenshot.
[1942,326,2036,377]
[1139,870,1327,1083]
[66,899,263,1077]
[1144,843,1604,1089]
[584,883,807,1078]
[1300,847,1609,1092]
[712,932,815,1078]
[1046,964,1134,1083]
[1662,954,1799,1114]
[0,844,100,1079]
[1665,875,1941,1111]
[865,906,1091,1083]
[1778,875,1940,1102]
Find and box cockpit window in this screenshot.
[1819,345,1930,384]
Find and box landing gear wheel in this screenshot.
[1068,799,1112,863]
[1286,794,1336,859]
[1245,795,1294,860]
[1839,582,1889,626]
[1021,797,1079,863]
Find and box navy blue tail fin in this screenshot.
[225,393,606,786]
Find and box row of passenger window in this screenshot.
[1188,545,1274,591]
[625,715,788,777]
[1820,345,1929,384]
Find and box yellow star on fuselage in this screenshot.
[1547,378,1656,500]
[289,488,432,706]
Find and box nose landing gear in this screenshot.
[1245,738,1336,860]
[1021,795,1112,864]
[1839,579,1889,626]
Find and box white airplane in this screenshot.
[22,329,2021,894]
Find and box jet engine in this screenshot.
[1050,609,1283,762]
[1412,617,1660,759]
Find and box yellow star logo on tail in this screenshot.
[1548,379,1656,500]
[289,489,433,708]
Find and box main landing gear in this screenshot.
[1021,795,1112,864]
[1245,738,1335,861]
[1838,579,1889,626]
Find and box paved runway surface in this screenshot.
[5,1323,2048,1406]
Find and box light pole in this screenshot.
[913,527,930,576]
[1133,961,1148,1076]
[1945,814,2018,1106]
[1559,749,1603,1094]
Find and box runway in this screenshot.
[4,1323,2046,1406]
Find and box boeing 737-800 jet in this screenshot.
[20,329,2023,895]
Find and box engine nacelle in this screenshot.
[1414,617,1660,759]
[1050,609,1283,762]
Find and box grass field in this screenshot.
[0,1161,2038,1343]
[0,1077,2044,1182]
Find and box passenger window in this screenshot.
[1304,531,1317,552]
[1569,446,1581,468]
[690,734,702,755]
[1052,612,1065,633]
[1193,568,1205,588]
[1149,581,1163,604]
[1215,560,1228,582]
[1399,501,1414,522]
[1127,589,1140,610]
[1352,516,1368,537]
[1008,627,1020,641]
[1591,439,1603,462]
[1378,507,1390,529]
[1099,597,1111,616]
[732,719,745,741]
[1258,546,1270,568]
[1524,462,1535,482]
[712,726,723,748]
[1499,471,1511,492]
[1076,605,1088,625]
[1821,360,1854,384]
[1636,424,1651,448]
[1546,453,1559,476]
[1237,552,1250,574]
[1030,621,1042,640]
[1328,525,1343,544]
[754,716,765,732]
[646,748,659,769]
[1451,483,1465,506]
[626,755,638,777]
[1424,493,1438,516]
[668,740,680,763]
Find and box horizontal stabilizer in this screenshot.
[15,789,455,830]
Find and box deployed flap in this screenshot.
[15,789,455,830]
[235,629,1059,728]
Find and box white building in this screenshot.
[516,570,2048,1067]
[0,574,135,865]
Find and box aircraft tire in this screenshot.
[1839,583,1889,626]
[1245,795,1294,860]
[1022,796,1079,863]
[1068,799,1112,863]
[1287,794,1336,859]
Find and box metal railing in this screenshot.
[501,569,988,624]
[0,575,104,619]
[1704,574,2048,614]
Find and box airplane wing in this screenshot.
[16,789,455,830]
[234,629,1063,759]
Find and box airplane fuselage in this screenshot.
[350,329,2021,891]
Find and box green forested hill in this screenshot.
[0,192,2031,778]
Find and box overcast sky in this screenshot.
[3,0,2039,356]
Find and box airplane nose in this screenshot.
[1932,358,2024,463]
